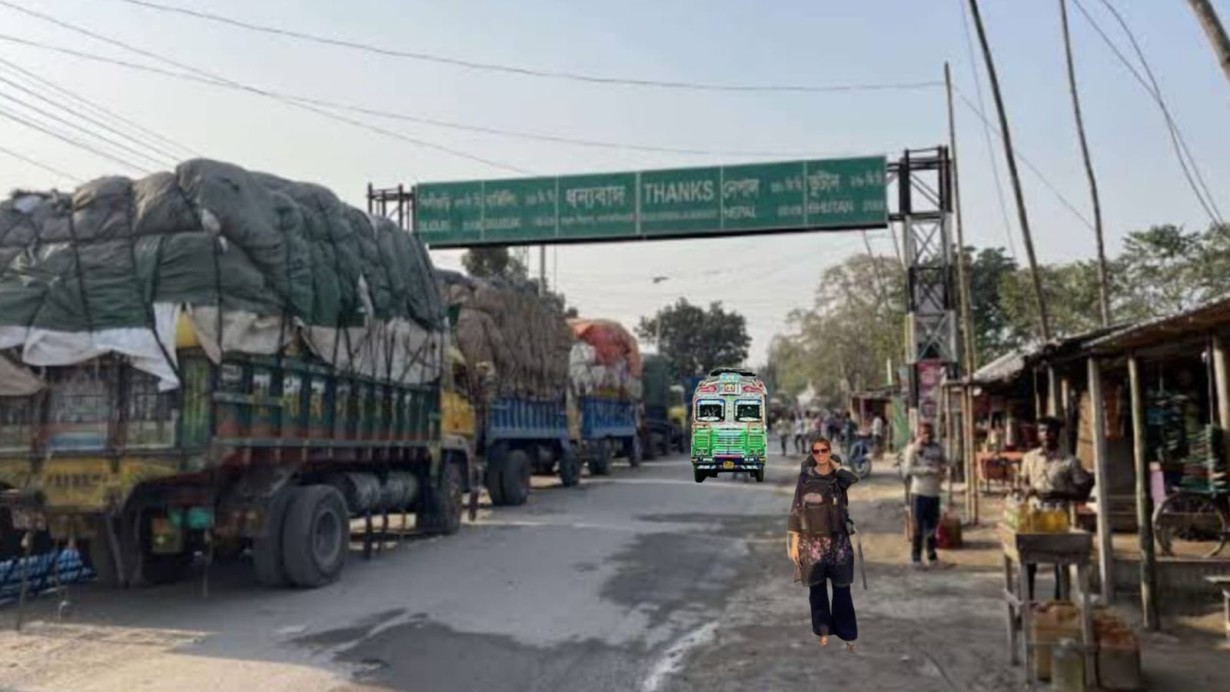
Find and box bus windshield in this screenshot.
[735,401,762,422]
[696,400,724,422]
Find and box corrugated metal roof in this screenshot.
[1087,293,1230,353]
[970,324,1121,384]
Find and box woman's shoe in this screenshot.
[846,642,857,654]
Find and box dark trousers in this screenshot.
[911,494,941,562]
[1026,563,1065,601]
[809,581,858,641]
[780,434,788,455]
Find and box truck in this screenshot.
[568,319,643,474]
[639,355,685,459]
[690,368,768,483]
[0,161,467,589]
[438,272,579,505]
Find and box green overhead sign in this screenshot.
[412,156,888,247]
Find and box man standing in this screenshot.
[903,421,947,568]
[1019,416,1094,597]
[775,415,792,456]
[871,414,885,457]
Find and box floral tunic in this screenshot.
[788,465,858,587]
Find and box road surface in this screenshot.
[0,450,1023,692]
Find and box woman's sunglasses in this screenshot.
[812,447,831,454]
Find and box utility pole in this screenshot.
[536,244,546,296]
[1060,0,1111,327]
[967,0,1052,342]
[1189,0,1230,89]
[945,62,981,523]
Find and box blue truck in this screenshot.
[481,395,580,506]
[576,395,641,475]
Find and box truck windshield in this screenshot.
[696,401,724,422]
[735,402,762,422]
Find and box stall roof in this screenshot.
[1087,293,1230,354]
[971,325,1121,384]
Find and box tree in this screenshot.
[966,247,1020,364]
[461,246,527,280]
[637,299,750,378]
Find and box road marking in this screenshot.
[640,621,719,692]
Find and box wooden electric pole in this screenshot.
[1189,0,1230,89]
[945,62,981,523]
[967,0,1052,342]
[1059,0,1111,327]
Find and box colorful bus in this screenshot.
[689,368,768,483]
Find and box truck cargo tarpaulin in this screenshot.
[436,270,572,399]
[568,318,642,399]
[0,160,446,392]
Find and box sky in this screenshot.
[1,0,1229,366]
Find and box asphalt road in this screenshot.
[0,449,1026,692]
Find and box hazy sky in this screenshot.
[2,0,1228,365]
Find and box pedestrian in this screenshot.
[787,436,859,653]
[811,411,824,440]
[843,412,858,450]
[825,411,840,443]
[792,415,806,455]
[871,414,885,457]
[775,415,792,456]
[902,421,947,568]
[1019,416,1094,599]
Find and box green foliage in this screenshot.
[636,299,751,378]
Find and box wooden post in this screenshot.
[965,385,980,523]
[1088,357,1114,604]
[1128,354,1159,630]
[1213,335,1230,430]
[1047,366,1060,417]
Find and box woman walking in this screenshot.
[787,437,859,652]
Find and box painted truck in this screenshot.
[568,319,643,475]
[640,355,685,459]
[690,368,769,483]
[438,272,579,504]
[0,161,465,589]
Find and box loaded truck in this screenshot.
[0,161,466,589]
[640,355,685,459]
[690,368,768,483]
[568,319,643,475]
[438,272,579,505]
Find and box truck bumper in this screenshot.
[692,456,765,472]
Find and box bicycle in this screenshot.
[1152,488,1230,559]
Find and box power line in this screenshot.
[1072,0,1225,226]
[0,55,198,159]
[952,87,1096,233]
[0,2,531,176]
[0,143,83,183]
[0,74,174,168]
[0,102,149,173]
[0,33,868,162]
[114,0,944,95]
[958,0,1018,260]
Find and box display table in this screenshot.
[1000,525,1095,686]
[978,451,1024,492]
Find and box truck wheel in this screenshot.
[501,449,532,506]
[754,469,765,483]
[558,446,581,487]
[419,463,463,535]
[628,436,643,469]
[486,463,507,506]
[281,485,349,588]
[693,469,706,483]
[254,488,293,587]
[589,439,612,476]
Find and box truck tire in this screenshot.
[754,468,765,483]
[628,436,643,469]
[588,439,612,476]
[281,485,349,588]
[501,449,532,506]
[558,446,581,487]
[419,463,463,535]
[694,469,706,483]
[486,463,507,507]
[253,489,293,587]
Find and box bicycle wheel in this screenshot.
[1153,491,1230,559]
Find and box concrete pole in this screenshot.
[1088,357,1114,604]
[1213,335,1230,460]
[1128,353,1159,630]
[1188,0,1230,89]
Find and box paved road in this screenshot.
[0,450,1023,691]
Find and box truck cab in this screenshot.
[689,368,767,483]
